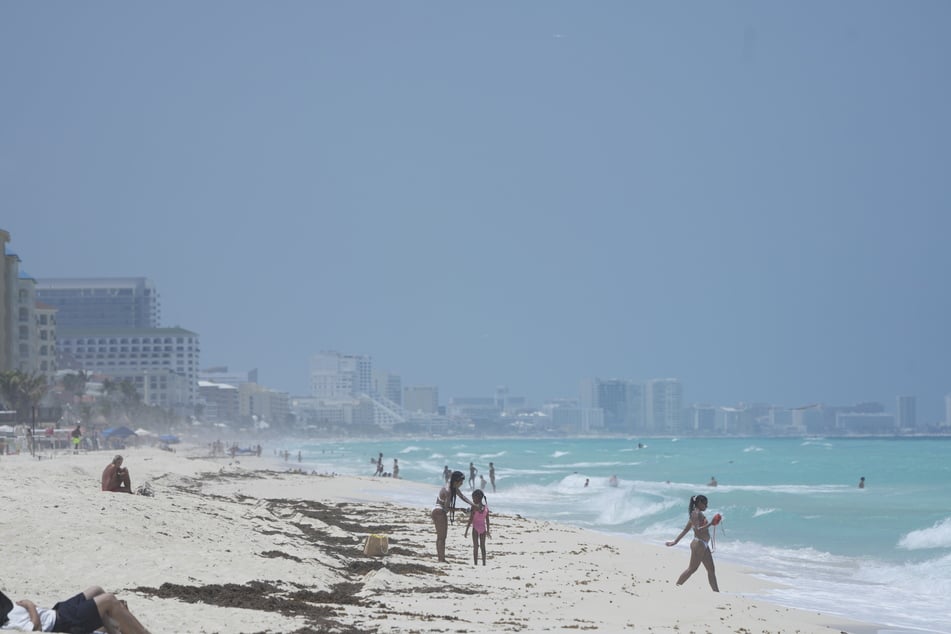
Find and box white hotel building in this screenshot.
[56,326,200,413]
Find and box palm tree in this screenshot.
[0,369,50,425]
[61,370,89,403]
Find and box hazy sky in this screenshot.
[2,3,949,422]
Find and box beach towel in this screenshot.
[363,534,388,556]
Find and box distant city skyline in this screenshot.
[8,263,949,426]
[3,3,949,423]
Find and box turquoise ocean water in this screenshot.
[283,436,951,633]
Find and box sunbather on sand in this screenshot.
[0,585,150,633]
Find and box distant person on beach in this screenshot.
[489,462,496,492]
[71,424,82,454]
[858,476,865,488]
[479,474,487,490]
[707,476,718,487]
[0,585,151,633]
[375,453,384,476]
[666,494,720,591]
[468,462,478,489]
[443,465,451,483]
[101,455,133,493]
[431,470,474,563]
[608,474,619,487]
[464,489,491,565]
[393,458,399,479]
[584,478,589,487]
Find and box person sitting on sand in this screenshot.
[431,470,474,563]
[101,455,133,493]
[0,585,151,633]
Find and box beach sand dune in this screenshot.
[1,447,869,633]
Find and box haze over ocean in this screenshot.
[280,436,951,633]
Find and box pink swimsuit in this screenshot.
[471,503,489,535]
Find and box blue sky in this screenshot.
[2,3,949,422]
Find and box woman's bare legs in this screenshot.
[676,540,705,586]
[700,546,719,591]
[675,540,719,591]
[431,508,448,562]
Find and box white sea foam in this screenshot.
[898,517,951,550]
[293,435,951,633]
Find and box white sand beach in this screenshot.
[1,445,873,633]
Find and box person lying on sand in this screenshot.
[0,585,151,633]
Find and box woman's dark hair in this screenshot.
[689,494,708,514]
[448,470,466,524]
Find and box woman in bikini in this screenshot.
[666,494,719,591]
[432,470,473,562]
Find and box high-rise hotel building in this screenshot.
[310,351,372,400]
[37,276,198,412]
[56,327,199,412]
[1,229,59,378]
[646,378,684,435]
[36,277,160,329]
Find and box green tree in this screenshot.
[0,370,50,425]
[61,370,89,403]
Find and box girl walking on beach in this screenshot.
[666,494,720,591]
[432,470,473,563]
[464,489,491,565]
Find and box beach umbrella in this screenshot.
[134,428,157,437]
[102,426,137,439]
[158,434,180,444]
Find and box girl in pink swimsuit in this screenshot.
[464,489,491,565]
